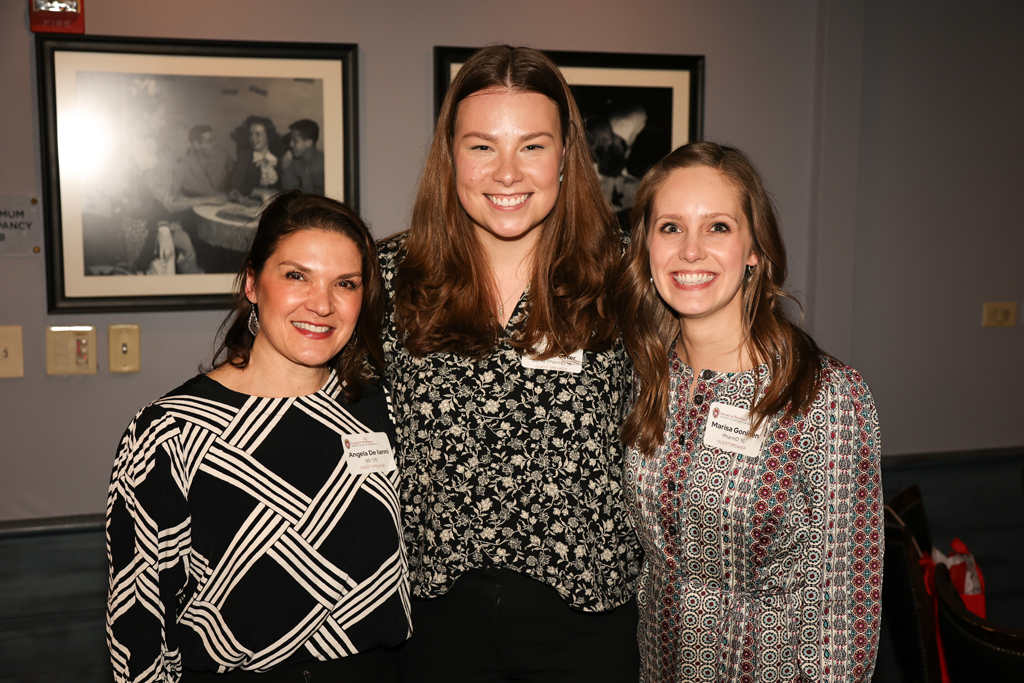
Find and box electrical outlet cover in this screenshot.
[982,302,1017,328]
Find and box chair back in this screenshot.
[888,484,933,553]
[934,562,1024,680]
[883,485,942,683]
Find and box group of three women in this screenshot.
[106,45,882,683]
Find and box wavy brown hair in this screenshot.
[616,142,829,455]
[394,45,620,359]
[209,190,385,402]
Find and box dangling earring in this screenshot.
[745,265,754,283]
[559,170,564,183]
[247,302,260,336]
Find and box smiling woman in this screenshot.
[208,191,384,399]
[232,228,364,393]
[452,88,564,251]
[647,165,758,325]
[380,46,641,683]
[615,142,882,682]
[105,191,410,683]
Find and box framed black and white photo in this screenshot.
[434,47,704,226]
[37,35,358,313]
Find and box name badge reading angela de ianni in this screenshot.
[342,432,396,474]
[520,347,584,373]
[703,402,765,458]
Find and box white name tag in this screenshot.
[342,432,396,474]
[703,402,765,458]
[520,347,584,373]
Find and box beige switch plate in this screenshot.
[0,325,25,378]
[982,302,1017,328]
[46,326,97,375]
[109,324,141,373]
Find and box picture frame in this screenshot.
[37,34,358,313]
[434,46,704,226]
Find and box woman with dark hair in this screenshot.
[379,45,642,681]
[616,142,882,682]
[229,115,284,200]
[106,191,411,682]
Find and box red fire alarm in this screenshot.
[30,0,85,34]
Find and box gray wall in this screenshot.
[852,1,1024,454]
[0,0,1020,520]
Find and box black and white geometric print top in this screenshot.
[377,234,642,612]
[106,371,410,682]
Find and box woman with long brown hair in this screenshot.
[616,142,882,682]
[378,45,642,681]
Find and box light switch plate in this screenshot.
[109,324,141,373]
[0,325,25,378]
[46,326,97,375]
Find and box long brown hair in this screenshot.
[210,190,385,402]
[394,45,620,359]
[617,142,828,455]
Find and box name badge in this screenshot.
[520,347,584,373]
[703,402,765,458]
[342,432,396,474]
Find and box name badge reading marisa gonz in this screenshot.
[520,347,584,373]
[703,402,766,458]
[342,432,396,474]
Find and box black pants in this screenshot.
[398,569,639,683]
[179,646,399,682]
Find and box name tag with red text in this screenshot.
[343,432,395,473]
[703,402,765,458]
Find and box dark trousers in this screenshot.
[398,569,639,683]
[179,646,399,682]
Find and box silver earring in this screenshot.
[247,302,259,336]
[649,276,654,285]
[746,265,754,283]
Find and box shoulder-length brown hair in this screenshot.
[394,45,620,359]
[210,190,385,402]
[616,141,829,455]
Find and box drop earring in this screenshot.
[745,265,754,283]
[247,302,260,336]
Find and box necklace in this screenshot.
[496,277,529,322]
[498,290,518,319]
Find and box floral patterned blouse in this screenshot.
[626,350,882,682]
[378,234,642,612]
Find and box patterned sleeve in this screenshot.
[804,360,882,682]
[106,405,192,683]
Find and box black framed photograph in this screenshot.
[434,46,704,226]
[37,35,358,313]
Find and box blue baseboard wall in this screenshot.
[0,515,110,683]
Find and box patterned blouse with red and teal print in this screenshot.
[626,351,882,683]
